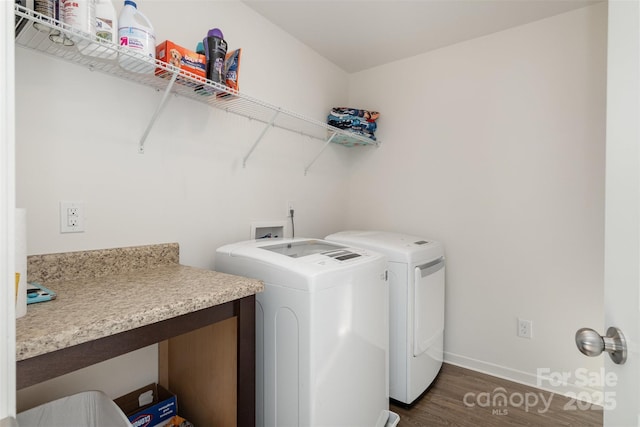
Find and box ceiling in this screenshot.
[243,0,601,73]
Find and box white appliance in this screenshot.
[215,238,396,427]
[326,231,445,406]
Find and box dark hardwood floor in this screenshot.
[390,364,603,427]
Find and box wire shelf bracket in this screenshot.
[304,132,337,175]
[242,110,280,167]
[139,71,179,154]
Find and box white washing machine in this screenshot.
[326,231,445,406]
[215,238,397,427]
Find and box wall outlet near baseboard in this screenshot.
[517,318,532,339]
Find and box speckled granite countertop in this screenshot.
[16,243,263,361]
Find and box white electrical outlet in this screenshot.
[286,200,296,217]
[60,201,85,233]
[517,318,532,339]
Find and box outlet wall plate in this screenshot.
[286,200,296,217]
[60,201,85,233]
[518,318,532,339]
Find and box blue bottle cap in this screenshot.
[124,0,137,8]
[195,42,204,54]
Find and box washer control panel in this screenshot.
[323,249,361,261]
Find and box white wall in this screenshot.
[15,0,352,410]
[346,3,607,396]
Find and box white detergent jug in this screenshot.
[61,0,95,48]
[118,0,155,73]
[79,0,117,59]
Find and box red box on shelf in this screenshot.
[156,40,206,79]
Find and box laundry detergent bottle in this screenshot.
[61,0,95,48]
[203,28,227,86]
[61,0,95,34]
[118,0,155,73]
[79,0,117,58]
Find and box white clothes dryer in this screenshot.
[326,231,445,406]
[215,238,396,427]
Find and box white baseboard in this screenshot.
[443,351,603,405]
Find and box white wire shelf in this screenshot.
[14,4,379,170]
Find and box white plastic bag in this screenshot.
[17,390,132,427]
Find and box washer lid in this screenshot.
[260,240,347,258]
[215,238,386,291]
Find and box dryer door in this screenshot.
[413,257,445,357]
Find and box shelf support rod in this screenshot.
[304,132,337,175]
[243,110,280,167]
[139,71,179,154]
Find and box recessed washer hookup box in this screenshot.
[114,383,177,427]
